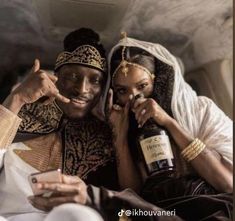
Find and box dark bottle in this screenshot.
[134,95,175,176]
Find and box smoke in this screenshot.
[118,0,232,70]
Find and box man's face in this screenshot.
[56,64,104,119]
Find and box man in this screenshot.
[0,28,118,221]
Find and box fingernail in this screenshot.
[63,97,70,103]
[36,183,42,189]
[113,104,121,110]
[138,124,141,128]
[141,109,146,115]
[129,94,133,100]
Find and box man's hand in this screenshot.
[14,59,70,104]
[2,59,70,114]
[28,175,87,212]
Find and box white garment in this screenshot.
[0,142,42,217]
[0,144,104,221]
[0,204,103,221]
[107,37,233,164]
[45,204,103,221]
[5,213,46,221]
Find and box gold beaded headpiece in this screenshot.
[112,32,155,84]
[55,45,106,72]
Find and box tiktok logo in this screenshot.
[118,209,125,217]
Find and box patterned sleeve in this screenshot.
[0,105,22,149]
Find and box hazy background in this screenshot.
[0,0,233,113]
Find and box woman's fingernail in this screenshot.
[129,94,133,100]
[141,109,146,115]
[113,104,121,110]
[36,183,42,189]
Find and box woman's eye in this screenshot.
[138,83,148,90]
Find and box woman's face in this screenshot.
[113,65,154,106]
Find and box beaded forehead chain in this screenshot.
[112,32,155,85]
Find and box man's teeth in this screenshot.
[72,98,88,103]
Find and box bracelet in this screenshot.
[184,143,205,162]
[181,138,206,162]
[181,138,199,155]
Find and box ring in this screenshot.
[141,109,146,115]
[113,104,122,110]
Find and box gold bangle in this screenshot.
[181,138,206,162]
[185,144,205,162]
[181,139,203,159]
[183,141,204,159]
[181,138,200,157]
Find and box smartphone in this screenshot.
[28,169,62,196]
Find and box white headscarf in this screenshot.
[107,37,233,164]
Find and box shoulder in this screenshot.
[90,115,113,137]
[198,96,231,122]
[197,96,216,108]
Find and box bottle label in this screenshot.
[140,135,173,164]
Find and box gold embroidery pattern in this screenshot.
[14,133,62,172]
[16,102,116,180]
[18,101,63,134]
[0,105,22,148]
[63,118,115,179]
[55,45,106,72]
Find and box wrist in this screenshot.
[112,127,128,143]
[164,117,176,130]
[113,133,128,146]
[2,92,25,114]
[164,118,193,150]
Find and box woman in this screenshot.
[107,34,233,220]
